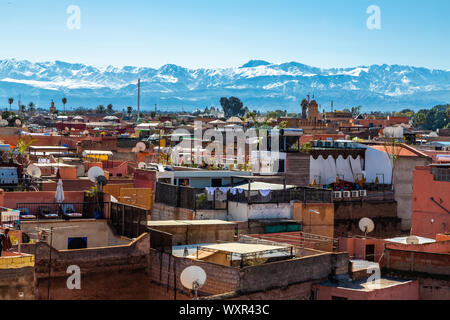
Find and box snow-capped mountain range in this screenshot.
[0,59,449,112]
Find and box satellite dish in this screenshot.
[406,236,419,245]
[15,119,22,126]
[138,162,147,170]
[27,165,42,178]
[87,166,105,183]
[135,142,146,152]
[180,266,206,299]
[359,217,375,236]
[96,175,108,186]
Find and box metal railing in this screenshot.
[228,188,332,204]
[110,202,149,238]
[15,202,109,220]
[155,182,332,210]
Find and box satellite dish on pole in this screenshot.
[15,119,22,127]
[180,266,207,300]
[26,164,42,179]
[88,166,107,192]
[406,236,419,245]
[359,217,374,237]
[138,162,147,170]
[87,166,104,183]
[135,142,146,152]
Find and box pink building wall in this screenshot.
[314,280,419,300]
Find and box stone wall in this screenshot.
[20,233,150,300]
[0,266,35,300]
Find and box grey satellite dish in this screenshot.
[135,142,146,152]
[406,236,419,245]
[27,165,42,178]
[180,266,207,300]
[87,166,105,183]
[138,162,147,170]
[359,217,375,236]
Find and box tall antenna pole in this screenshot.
[137,79,141,121]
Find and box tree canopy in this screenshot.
[413,105,449,130]
[220,97,245,118]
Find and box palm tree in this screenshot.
[62,97,67,114]
[20,104,26,114]
[96,105,106,114]
[28,102,36,114]
[107,104,114,114]
[127,106,133,116]
[8,98,13,111]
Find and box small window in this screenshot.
[211,178,222,187]
[68,237,87,250]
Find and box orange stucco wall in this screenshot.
[411,166,450,238]
[0,191,85,209]
[338,237,386,262]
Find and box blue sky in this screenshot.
[0,0,449,69]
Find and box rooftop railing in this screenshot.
[154,182,332,210]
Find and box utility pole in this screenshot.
[137,79,141,121]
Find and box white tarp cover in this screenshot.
[336,155,354,182]
[323,156,338,184]
[310,155,322,184]
[350,156,364,181]
[361,145,392,184]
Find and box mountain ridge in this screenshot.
[0,59,449,112]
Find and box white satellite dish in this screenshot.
[180,266,207,300]
[15,119,22,126]
[406,236,419,245]
[83,130,89,135]
[138,162,147,170]
[135,142,146,152]
[27,164,42,178]
[87,166,105,183]
[359,217,375,236]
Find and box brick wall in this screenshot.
[150,251,241,298]
[334,200,403,238]
[152,202,194,220]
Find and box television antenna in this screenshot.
[359,217,374,237]
[180,266,207,300]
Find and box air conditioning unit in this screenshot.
[343,191,351,198]
[359,190,367,197]
[351,191,360,197]
[333,191,342,199]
